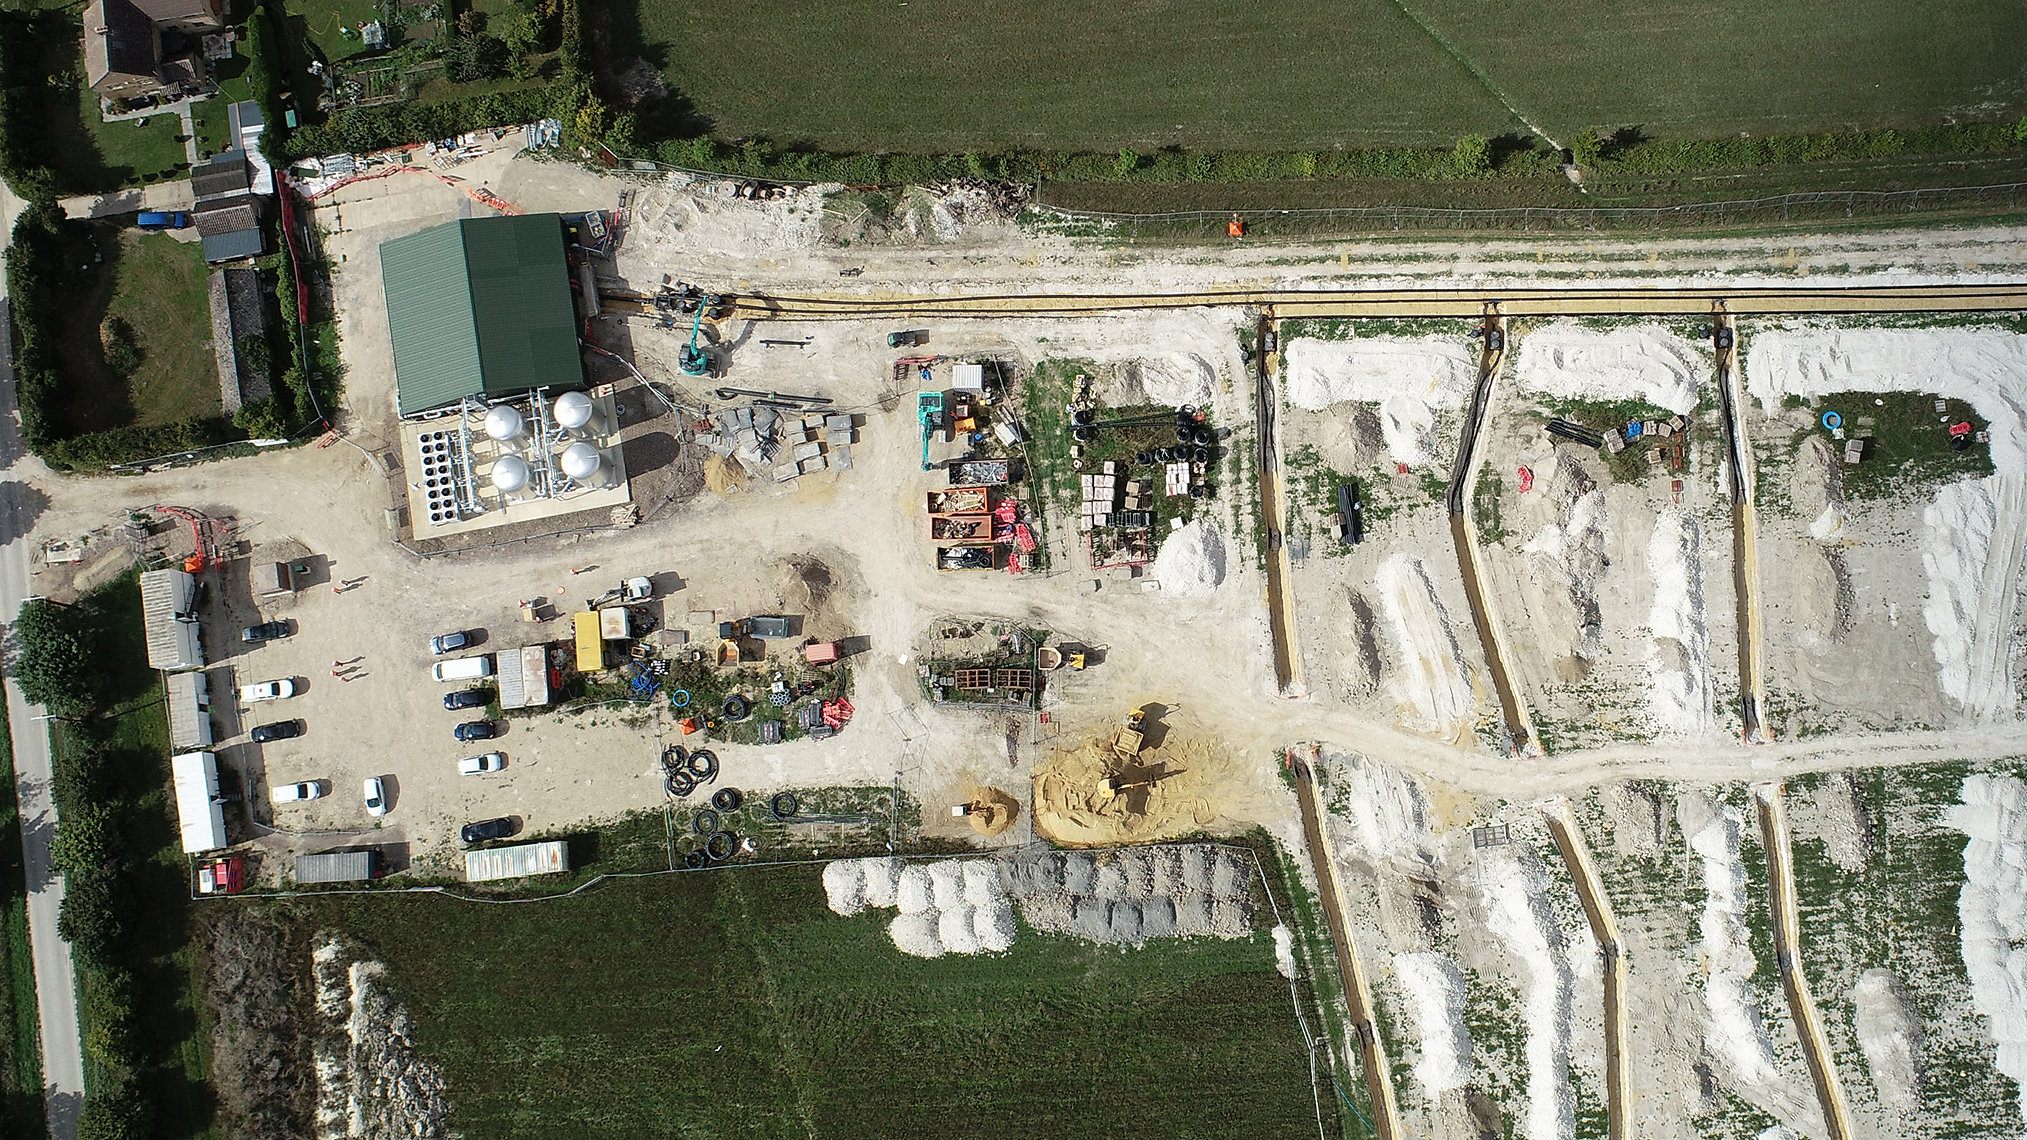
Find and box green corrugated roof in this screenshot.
[381,215,583,415]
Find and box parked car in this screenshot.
[238,679,296,703]
[458,752,506,775]
[363,776,389,817]
[453,720,498,743]
[272,780,324,802]
[461,816,516,843]
[240,621,291,644]
[443,688,490,711]
[135,210,190,230]
[249,720,303,744]
[430,630,471,655]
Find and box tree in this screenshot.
[75,1078,152,1140]
[1453,134,1491,176]
[56,868,125,969]
[494,3,540,56]
[447,32,508,82]
[1571,126,1604,168]
[234,397,289,441]
[12,598,99,716]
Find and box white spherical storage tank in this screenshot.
[552,390,595,431]
[559,441,602,482]
[490,453,531,493]
[483,404,526,442]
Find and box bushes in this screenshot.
[1595,120,2021,175]
[286,86,561,159]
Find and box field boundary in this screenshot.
[1028,181,2027,236]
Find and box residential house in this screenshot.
[83,0,225,103]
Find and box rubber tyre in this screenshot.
[665,771,696,799]
[704,831,736,861]
[712,787,744,812]
[771,792,799,819]
[723,696,750,721]
[688,749,719,783]
[683,848,707,869]
[692,808,720,835]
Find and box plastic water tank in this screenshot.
[560,442,602,482]
[552,390,595,431]
[491,453,531,493]
[483,404,526,442]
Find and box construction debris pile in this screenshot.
[694,403,856,485]
[823,844,1257,957]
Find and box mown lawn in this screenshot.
[290,864,1322,1139]
[603,0,2023,153]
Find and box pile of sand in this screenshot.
[1942,772,2027,1119]
[1152,521,1228,598]
[1395,951,1474,1096]
[1324,749,1429,859]
[1514,321,1705,414]
[1647,510,1713,736]
[1374,554,1475,738]
[997,844,1255,944]
[1479,849,1576,1140]
[1521,452,1608,656]
[1283,337,1476,466]
[1032,727,1227,846]
[1133,354,1218,408]
[1922,476,2026,718]
[1681,794,1779,1085]
[1850,969,1924,1115]
[825,856,1016,958]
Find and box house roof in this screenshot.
[83,0,158,86]
[191,148,252,201]
[380,215,584,415]
[196,203,263,262]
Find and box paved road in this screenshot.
[1,177,84,1140]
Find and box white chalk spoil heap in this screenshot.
[1513,321,1705,414]
[1282,336,1476,467]
[1943,773,2027,1123]
[1152,521,1228,598]
[824,846,1259,958]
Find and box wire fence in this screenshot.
[1028,181,2027,240]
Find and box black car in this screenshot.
[453,720,498,742]
[444,688,491,711]
[461,816,517,844]
[240,621,291,644]
[249,720,303,744]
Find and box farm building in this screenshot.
[190,148,266,264]
[139,567,203,671]
[380,214,585,416]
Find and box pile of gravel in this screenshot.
[825,844,1258,956]
[995,843,1256,944]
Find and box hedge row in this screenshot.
[1587,118,2027,175]
[622,118,2027,191]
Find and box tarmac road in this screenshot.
[1,175,84,1140]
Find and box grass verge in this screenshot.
[0,693,47,1137]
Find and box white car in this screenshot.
[363,776,389,817]
[458,753,506,776]
[272,781,325,803]
[238,679,296,703]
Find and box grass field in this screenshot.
[605,0,2024,153]
[288,864,1322,1139]
[47,227,220,437]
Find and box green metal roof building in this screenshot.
[380,214,583,415]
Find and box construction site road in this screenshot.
[1753,783,1857,1140]
[1713,309,1773,743]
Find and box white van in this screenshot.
[431,654,494,682]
